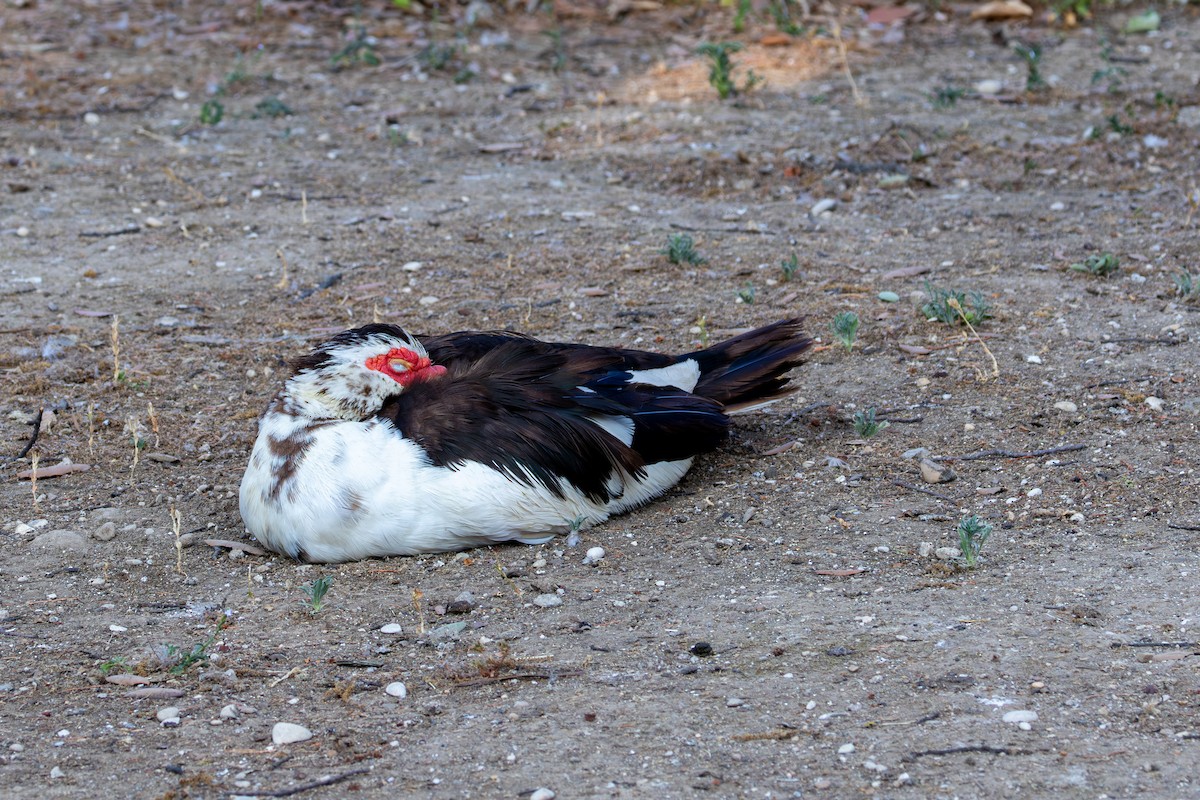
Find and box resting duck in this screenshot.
[239,320,810,562]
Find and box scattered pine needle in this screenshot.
[110,315,121,382]
[275,248,290,290]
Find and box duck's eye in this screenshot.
[388,357,412,372]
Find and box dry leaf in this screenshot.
[898,344,932,355]
[971,0,1033,20]
[815,568,867,577]
[17,462,91,479]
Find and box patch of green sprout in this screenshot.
[696,42,758,100]
[98,656,129,676]
[418,43,458,72]
[736,284,757,305]
[253,97,293,118]
[921,282,992,326]
[732,0,752,33]
[852,407,888,438]
[543,27,567,73]
[695,315,711,347]
[932,85,965,109]
[1091,41,1127,93]
[331,27,380,68]
[1175,271,1200,302]
[1154,91,1176,111]
[1069,252,1119,277]
[167,614,230,675]
[301,575,334,615]
[830,311,860,352]
[1013,43,1045,92]
[1106,114,1133,136]
[769,0,805,35]
[780,253,799,282]
[199,99,224,125]
[662,233,705,265]
[1053,0,1093,19]
[957,515,993,567]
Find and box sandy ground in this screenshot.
[2,2,1200,798]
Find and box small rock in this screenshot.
[975,79,1003,95]
[530,790,555,800]
[50,766,66,779]
[877,291,900,303]
[1145,396,1164,412]
[814,777,832,789]
[533,593,562,608]
[1026,354,1043,364]
[428,621,468,641]
[918,541,934,557]
[379,623,403,634]
[385,682,408,699]
[1069,512,1085,523]
[13,522,34,536]
[689,641,714,657]
[157,706,181,726]
[810,198,837,216]
[838,743,856,755]
[726,697,745,707]
[271,722,313,745]
[583,546,606,564]
[918,458,956,484]
[1003,709,1038,724]
[31,529,89,553]
[143,216,164,228]
[16,226,29,238]
[1026,487,1042,498]
[446,599,472,615]
[418,295,439,306]
[935,546,961,560]
[901,447,930,461]
[1053,400,1078,413]
[220,704,240,719]
[93,522,117,542]
[402,261,423,272]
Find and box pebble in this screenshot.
[93,522,117,542]
[143,216,164,228]
[814,777,832,789]
[918,458,956,484]
[918,541,934,557]
[533,593,562,608]
[1145,396,1164,411]
[810,198,837,216]
[402,261,423,272]
[379,623,403,634]
[428,621,468,641]
[31,529,89,552]
[1053,401,1078,413]
[50,766,66,779]
[271,722,313,745]
[16,226,30,237]
[877,291,900,303]
[935,546,961,560]
[1069,512,1085,523]
[1002,709,1038,724]
[975,79,1002,95]
[14,522,34,536]
[726,697,745,707]
[583,546,605,564]
[385,682,408,699]
[1026,487,1042,498]
[689,641,714,657]
[1026,354,1043,364]
[837,743,855,755]
[418,295,439,306]
[530,790,555,800]
[157,706,181,726]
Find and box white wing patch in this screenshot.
[627,359,700,391]
[586,414,634,445]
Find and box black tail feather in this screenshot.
[687,318,811,409]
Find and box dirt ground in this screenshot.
[3,2,1200,798]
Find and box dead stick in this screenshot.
[891,479,955,503]
[15,408,43,459]
[903,745,1038,762]
[230,767,370,798]
[942,444,1086,463]
[452,669,582,688]
[1111,640,1198,649]
[1166,523,1200,532]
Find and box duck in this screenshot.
[239,319,810,562]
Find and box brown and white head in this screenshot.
[280,324,447,421]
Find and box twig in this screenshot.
[1167,523,1200,532]
[831,17,864,107]
[29,452,39,506]
[110,315,121,382]
[275,248,290,290]
[269,666,302,687]
[412,588,425,635]
[79,225,141,238]
[947,298,999,380]
[15,408,43,459]
[903,744,1038,762]
[891,479,955,503]
[451,669,582,688]
[1110,640,1198,649]
[942,444,1086,463]
[1085,375,1153,389]
[301,190,308,225]
[170,507,185,576]
[667,221,774,235]
[1082,337,1184,347]
[230,767,371,798]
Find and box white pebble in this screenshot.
[1069,512,1085,523]
[1049,202,1065,212]
[975,79,1002,95]
[533,593,562,608]
[220,704,240,719]
[935,547,961,560]
[50,766,66,779]
[838,743,855,755]
[918,541,934,557]
[584,546,605,564]
[385,682,408,699]
[726,697,745,707]
[810,198,837,216]
[1145,396,1164,411]
[418,295,439,306]
[108,624,127,633]
[1018,721,1033,731]
[402,261,423,272]
[1053,401,1077,413]
[16,226,29,237]
[157,707,181,725]
[530,790,556,800]
[1002,709,1038,724]
[143,216,164,228]
[1026,487,1042,498]
[1025,354,1043,364]
[83,112,100,126]
[379,623,403,634]
[272,722,313,745]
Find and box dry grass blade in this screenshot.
[947,297,999,380]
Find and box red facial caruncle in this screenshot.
[365,347,447,388]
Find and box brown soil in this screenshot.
[2,3,1200,798]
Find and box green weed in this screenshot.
[331,27,380,68]
[830,311,860,352]
[922,282,992,326]
[737,283,757,305]
[1013,43,1045,92]
[852,407,888,438]
[662,233,705,265]
[1069,252,1119,277]
[932,85,965,109]
[957,515,993,567]
[301,575,333,614]
[1173,271,1200,301]
[696,42,758,100]
[253,97,293,118]
[199,99,224,125]
[780,253,799,282]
